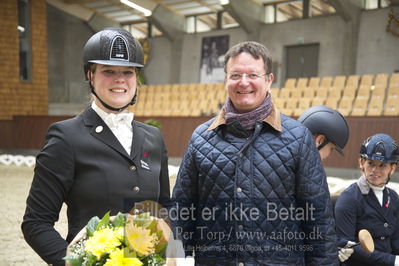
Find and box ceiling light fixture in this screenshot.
[220,0,230,5]
[120,0,152,17]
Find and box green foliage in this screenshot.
[155,237,167,256]
[144,119,162,129]
[86,216,100,237]
[112,212,126,227]
[141,253,166,265]
[138,71,146,84]
[62,254,83,266]
[87,253,99,265]
[97,211,110,229]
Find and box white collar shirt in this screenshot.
[370,183,385,206]
[91,102,134,155]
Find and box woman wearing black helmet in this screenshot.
[21,28,170,265]
[298,105,349,161]
[335,133,399,265]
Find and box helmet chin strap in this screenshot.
[89,80,135,113]
[364,172,391,186]
[385,173,391,185]
[317,139,330,150]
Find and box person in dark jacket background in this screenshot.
[21,28,170,265]
[335,133,399,266]
[298,105,356,263]
[172,41,338,265]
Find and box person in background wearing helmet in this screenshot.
[21,28,170,265]
[298,105,355,263]
[335,133,399,265]
[297,105,349,161]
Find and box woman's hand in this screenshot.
[338,241,356,262]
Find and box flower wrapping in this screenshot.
[64,211,179,266]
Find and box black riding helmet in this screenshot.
[83,27,144,112]
[360,133,399,164]
[360,134,399,185]
[298,105,349,155]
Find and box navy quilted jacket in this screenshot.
[172,113,338,266]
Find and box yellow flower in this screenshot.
[84,227,122,259]
[114,226,125,241]
[125,222,158,255]
[104,248,143,266]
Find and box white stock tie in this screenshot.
[104,113,133,128]
[103,113,133,155]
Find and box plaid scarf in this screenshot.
[224,93,272,130]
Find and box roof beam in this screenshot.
[149,4,186,83]
[222,0,263,40]
[303,0,310,18]
[194,0,219,13]
[129,0,158,11]
[61,0,96,3]
[47,0,94,21]
[149,4,185,40]
[311,1,334,15]
[326,0,361,22]
[326,0,362,75]
[87,12,120,32]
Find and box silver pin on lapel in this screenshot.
[95,126,103,133]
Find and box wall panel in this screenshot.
[1,116,398,172]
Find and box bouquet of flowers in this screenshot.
[64,211,175,266]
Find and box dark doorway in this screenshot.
[285,43,319,79]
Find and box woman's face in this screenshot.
[359,158,397,187]
[89,64,137,113]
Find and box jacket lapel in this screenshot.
[130,121,144,159]
[82,107,133,161]
[381,188,391,216]
[364,190,390,222]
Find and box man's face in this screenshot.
[225,53,273,113]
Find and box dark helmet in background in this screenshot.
[82,27,144,112]
[360,133,399,164]
[298,105,349,155]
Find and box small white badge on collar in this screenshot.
[95,126,103,133]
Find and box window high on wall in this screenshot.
[124,10,238,35]
[18,0,32,81]
[364,0,390,9]
[187,13,218,33]
[263,0,336,23]
[186,11,238,33]
[122,22,162,38]
[262,0,390,24]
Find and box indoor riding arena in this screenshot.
[1,0,398,265]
